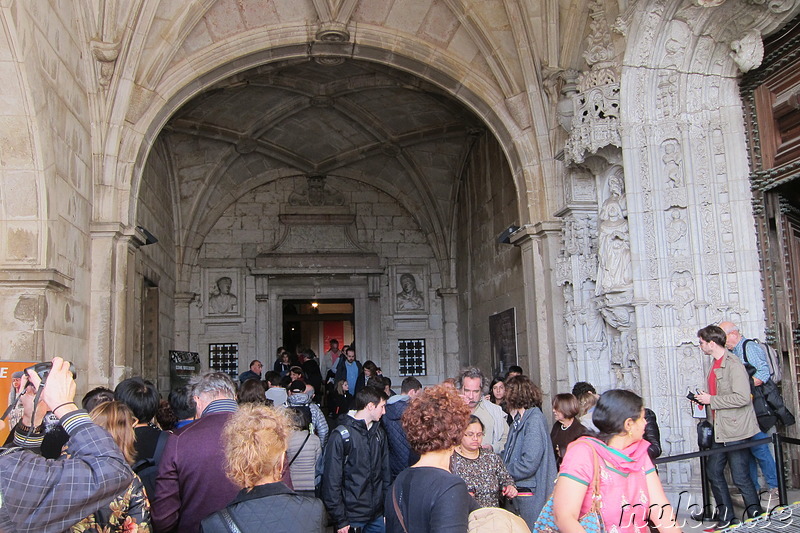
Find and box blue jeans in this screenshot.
[706,438,763,522]
[350,516,385,533]
[749,431,778,490]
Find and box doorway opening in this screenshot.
[282,298,355,360]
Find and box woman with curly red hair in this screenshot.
[385,384,477,533]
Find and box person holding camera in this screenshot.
[695,325,763,530]
[0,357,133,533]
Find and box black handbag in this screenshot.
[697,420,713,450]
[761,379,796,427]
[750,382,778,432]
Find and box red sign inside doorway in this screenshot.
[0,361,37,443]
[323,322,345,368]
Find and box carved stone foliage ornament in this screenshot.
[730,29,764,73]
[564,1,621,164]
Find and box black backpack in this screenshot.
[132,430,170,500]
[314,425,352,497]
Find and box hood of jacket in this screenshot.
[384,395,409,421]
[265,387,288,405]
[287,391,312,406]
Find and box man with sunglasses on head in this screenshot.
[0,357,133,533]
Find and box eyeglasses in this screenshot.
[464,432,485,439]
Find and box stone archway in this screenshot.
[132,49,529,382]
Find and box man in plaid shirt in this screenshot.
[0,357,133,533]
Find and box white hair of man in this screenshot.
[191,372,237,402]
[456,366,488,394]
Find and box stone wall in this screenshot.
[183,175,446,385]
[134,141,178,386]
[0,4,92,385]
[456,134,524,377]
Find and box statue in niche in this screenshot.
[671,271,695,324]
[666,208,689,256]
[209,276,238,315]
[578,298,606,344]
[396,273,424,312]
[661,140,683,188]
[288,175,345,207]
[596,173,632,295]
[564,284,578,347]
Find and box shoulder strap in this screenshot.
[153,430,170,464]
[587,444,603,511]
[742,339,752,365]
[0,446,20,459]
[393,483,409,533]
[335,425,351,460]
[287,431,311,469]
[219,507,244,533]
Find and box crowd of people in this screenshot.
[0,322,791,532]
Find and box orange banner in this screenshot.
[0,362,37,443]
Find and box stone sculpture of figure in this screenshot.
[666,208,688,256]
[596,174,632,295]
[209,276,238,314]
[578,298,606,344]
[396,273,424,311]
[563,284,577,346]
[661,140,683,188]
[671,271,695,324]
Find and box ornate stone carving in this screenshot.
[671,270,696,325]
[596,171,632,295]
[666,207,689,257]
[661,139,684,189]
[315,22,351,42]
[288,176,345,207]
[730,29,764,73]
[690,0,727,7]
[747,0,795,13]
[91,39,120,88]
[563,1,621,164]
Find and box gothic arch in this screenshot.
[117,16,556,239]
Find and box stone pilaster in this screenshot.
[436,288,460,378]
[510,221,563,399]
[89,223,142,389]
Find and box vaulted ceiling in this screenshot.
[159,58,487,254]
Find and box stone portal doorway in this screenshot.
[256,274,381,374]
[282,298,355,362]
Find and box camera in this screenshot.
[686,390,701,404]
[24,362,77,384]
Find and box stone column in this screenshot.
[436,288,460,378]
[89,223,142,388]
[173,291,196,351]
[511,221,563,399]
[255,275,269,364]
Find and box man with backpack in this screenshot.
[321,386,390,533]
[721,321,788,501]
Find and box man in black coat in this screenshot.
[321,386,390,533]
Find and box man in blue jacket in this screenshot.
[382,376,422,481]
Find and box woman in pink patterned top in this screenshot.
[552,390,682,533]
